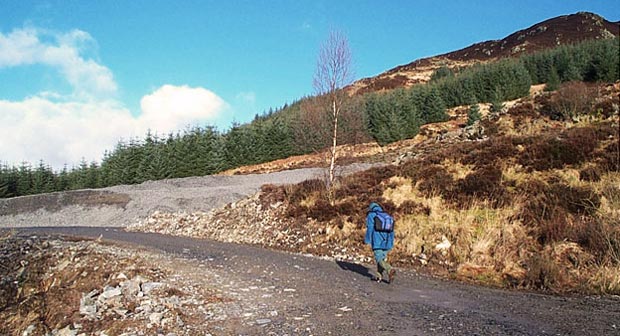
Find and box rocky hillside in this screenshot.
[350,12,620,94]
[130,81,620,294]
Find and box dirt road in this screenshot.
[15,226,620,336]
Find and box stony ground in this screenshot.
[0,164,377,229]
[4,227,620,336]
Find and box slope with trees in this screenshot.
[1,35,618,198]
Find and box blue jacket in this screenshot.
[364,202,394,250]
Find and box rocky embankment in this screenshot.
[0,164,376,229]
[0,233,227,335]
[128,191,374,265]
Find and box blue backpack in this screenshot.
[373,211,394,232]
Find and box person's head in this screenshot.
[368,202,381,212]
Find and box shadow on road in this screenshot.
[336,260,374,280]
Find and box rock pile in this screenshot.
[0,233,224,336]
[128,192,372,265]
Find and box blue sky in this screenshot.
[1,0,618,169]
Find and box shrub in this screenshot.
[508,103,538,129]
[524,253,562,291]
[480,118,500,137]
[507,102,537,117]
[461,137,517,167]
[454,165,508,207]
[579,166,602,182]
[578,216,620,264]
[306,198,338,222]
[518,127,600,170]
[335,166,398,200]
[599,141,620,172]
[398,200,430,216]
[593,99,619,119]
[518,179,600,244]
[551,183,600,216]
[287,179,326,203]
[539,82,597,121]
[414,165,455,198]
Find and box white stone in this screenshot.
[142,282,164,295]
[100,286,122,299]
[22,325,36,336]
[434,236,452,256]
[149,312,164,325]
[56,325,78,336]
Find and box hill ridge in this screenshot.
[351,11,619,94]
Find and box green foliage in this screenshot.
[2,37,618,199]
[521,37,619,85]
[544,66,561,92]
[430,65,454,82]
[490,88,505,113]
[467,104,481,126]
[365,89,423,145]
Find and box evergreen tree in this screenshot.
[490,88,505,113]
[196,126,224,175]
[366,93,400,145]
[419,87,447,124]
[32,160,55,194]
[16,162,33,196]
[56,165,70,191]
[0,164,17,198]
[584,38,620,82]
[467,104,482,126]
[86,161,101,188]
[223,123,255,167]
[430,65,454,83]
[545,65,561,91]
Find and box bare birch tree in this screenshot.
[313,30,353,203]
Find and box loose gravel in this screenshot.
[0,164,376,228]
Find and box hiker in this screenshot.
[364,202,396,283]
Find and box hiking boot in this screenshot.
[388,269,396,284]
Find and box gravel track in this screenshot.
[2,164,620,335]
[13,227,620,336]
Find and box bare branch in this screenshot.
[310,30,353,204]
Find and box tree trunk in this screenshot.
[328,98,338,204]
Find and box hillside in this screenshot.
[2,12,618,200]
[350,12,620,94]
[130,81,620,294]
[1,11,618,297]
[1,81,617,335]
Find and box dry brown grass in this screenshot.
[256,82,620,294]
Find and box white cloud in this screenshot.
[0,85,228,170]
[139,85,227,134]
[0,96,138,169]
[0,27,117,98]
[0,26,229,170]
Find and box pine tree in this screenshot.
[467,104,482,126]
[366,93,398,145]
[420,87,447,124]
[16,162,33,196]
[545,66,561,91]
[56,165,70,191]
[490,88,505,113]
[430,65,454,83]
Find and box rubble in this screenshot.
[0,233,227,335]
[128,192,373,265]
